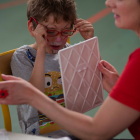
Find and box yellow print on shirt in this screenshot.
[39,71,65,134]
[44,71,62,93]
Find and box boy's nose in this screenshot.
[56,36,61,42]
[105,0,115,8]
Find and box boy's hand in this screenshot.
[98,60,120,93]
[33,24,48,48]
[74,19,94,40]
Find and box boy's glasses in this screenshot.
[29,17,76,37]
[47,29,76,37]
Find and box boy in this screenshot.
[11,0,94,138]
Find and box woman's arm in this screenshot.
[0,75,139,140]
[32,90,140,140]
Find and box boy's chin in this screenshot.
[45,49,58,54]
[45,44,66,54]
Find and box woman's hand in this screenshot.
[0,74,36,105]
[74,19,94,40]
[98,60,120,93]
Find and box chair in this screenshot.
[0,49,16,132]
[67,37,70,44]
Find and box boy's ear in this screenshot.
[27,20,34,37]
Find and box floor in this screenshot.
[0,0,140,139]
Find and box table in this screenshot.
[0,129,55,140]
[0,130,71,140]
[7,132,56,140]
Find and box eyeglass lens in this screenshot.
[47,30,74,37]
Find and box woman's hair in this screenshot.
[27,0,77,29]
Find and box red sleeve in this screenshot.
[110,48,140,112]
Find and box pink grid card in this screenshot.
[58,37,104,113]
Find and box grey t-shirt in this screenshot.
[11,43,70,138]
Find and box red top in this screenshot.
[110,48,140,140]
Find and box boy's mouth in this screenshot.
[50,45,60,50]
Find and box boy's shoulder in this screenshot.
[14,45,36,56]
[11,45,37,64]
[12,45,37,63]
[15,45,32,53]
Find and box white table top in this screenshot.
[0,129,55,140]
[0,129,71,140]
[7,132,55,140]
[0,130,71,140]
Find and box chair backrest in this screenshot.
[0,49,16,132]
[67,37,70,44]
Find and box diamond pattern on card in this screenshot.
[74,94,85,111]
[69,49,79,67]
[79,80,89,98]
[86,88,97,106]
[58,37,104,113]
[91,74,100,93]
[67,85,77,104]
[82,101,92,113]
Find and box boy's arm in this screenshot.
[74,19,94,40]
[28,24,48,92]
[29,45,46,92]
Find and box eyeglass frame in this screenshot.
[29,17,76,37]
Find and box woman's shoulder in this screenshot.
[129,47,140,59]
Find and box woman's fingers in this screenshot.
[98,60,120,93]
[98,62,111,77]
[99,60,117,72]
[0,80,12,89]
[0,79,32,105]
[0,99,7,105]
[1,74,20,81]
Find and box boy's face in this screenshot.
[39,16,72,54]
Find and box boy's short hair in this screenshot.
[27,0,77,29]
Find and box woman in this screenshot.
[0,0,140,139]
